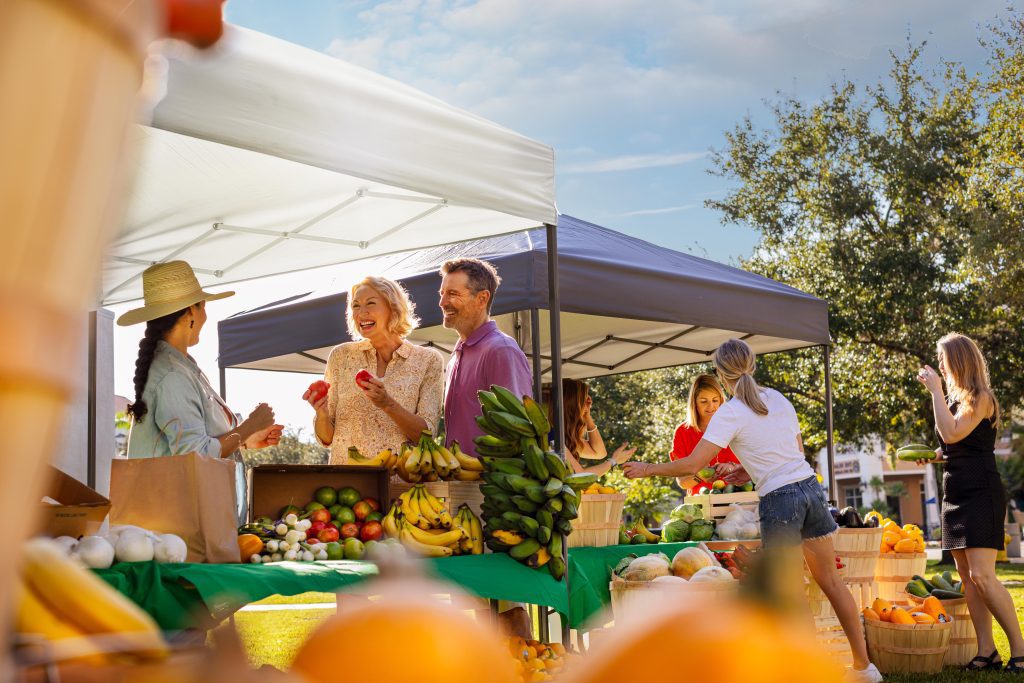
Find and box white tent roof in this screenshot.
[102,26,556,305]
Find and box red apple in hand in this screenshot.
[317,526,340,543]
[355,369,374,388]
[309,508,332,524]
[352,500,372,522]
[340,522,360,539]
[360,521,383,542]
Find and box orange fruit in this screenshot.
[563,598,843,683]
[293,590,517,683]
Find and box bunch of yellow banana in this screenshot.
[452,503,484,555]
[15,538,168,665]
[394,484,453,530]
[348,446,399,470]
[395,431,484,483]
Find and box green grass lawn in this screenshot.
[231,562,1024,679]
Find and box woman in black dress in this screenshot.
[918,333,1024,672]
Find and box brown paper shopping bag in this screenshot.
[109,453,239,563]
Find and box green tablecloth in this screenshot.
[566,542,696,627]
[95,543,695,632]
[96,553,568,631]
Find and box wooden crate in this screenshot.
[833,528,883,582]
[908,594,975,666]
[875,552,927,603]
[806,574,873,618]
[684,491,759,522]
[448,481,485,519]
[568,522,620,548]
[815,616,853,669]
[865,619,952,674]
[568,494,626,548]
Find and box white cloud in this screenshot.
[561,152,707,174]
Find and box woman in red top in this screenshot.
[670,374,748,493]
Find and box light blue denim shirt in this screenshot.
[126,341,247,520]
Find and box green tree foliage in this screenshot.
[240,428,328,467]
[708,38,1024,454]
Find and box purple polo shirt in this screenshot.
[444,320,533,457]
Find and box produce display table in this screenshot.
[95,542,699,633]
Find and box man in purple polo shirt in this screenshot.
[439,257,532,458]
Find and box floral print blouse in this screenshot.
[320,339,444,464]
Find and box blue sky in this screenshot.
[111,0,1009,432]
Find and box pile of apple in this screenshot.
[242,485,402,563]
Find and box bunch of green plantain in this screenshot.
[475,385,599,581]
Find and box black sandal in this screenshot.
[1005,656,1024,674]
[964,650,1001,671]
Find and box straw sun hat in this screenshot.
[116,261,234,326]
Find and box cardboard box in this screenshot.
[38,466,111,538]
[249,464,389,521]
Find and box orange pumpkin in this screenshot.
[237,534,263,562]
[910,612,936,624]
[889,607,915,625]
[862,607,881,621]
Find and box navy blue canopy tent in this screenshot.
[217,215,837,494]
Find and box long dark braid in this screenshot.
[126,308,189,422]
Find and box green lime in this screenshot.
[334,507,356,524]
[337,486,361,508]
[314,486,338,507]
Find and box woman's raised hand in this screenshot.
[358,376,394,411]
[612,443,637,464]
[916,365,943,394]
[714,461,749,484]
[246,402,276,432]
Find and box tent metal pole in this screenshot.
[544,221,569,645]
[220,367,227,402]
[530,308,542,400]
[87,312,98,488]
[824,343,836,503]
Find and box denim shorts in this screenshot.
[758,476,838,548]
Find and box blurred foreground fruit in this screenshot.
[292,569,517,683]
[565,594,843,683]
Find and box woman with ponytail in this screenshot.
[917,333,1023,672]
[624,339,880,682]
[119,261,282,469]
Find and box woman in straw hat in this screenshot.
[624,338,881,683]
[119,261,282,467]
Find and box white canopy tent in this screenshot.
[101,25,556,305]
[90,23,566,486]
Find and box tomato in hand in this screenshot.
[306,380,330,403]
[355,369,374,388]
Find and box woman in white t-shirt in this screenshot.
[623,339,880,683]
